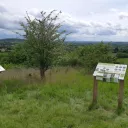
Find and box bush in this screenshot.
[54,43,116,71]
[77,43,117,71]
[0,52,9,64]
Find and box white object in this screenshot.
[96,76,103,81]
[93,63,127,83]
[0,65,5,72]
[106,74,111,82]
[114,74,119,83]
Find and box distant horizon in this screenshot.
[1,38,128,43]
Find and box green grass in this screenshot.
[117,58,128,65]
[0,67,128,127]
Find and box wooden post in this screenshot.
[93,76,98,104]
[118,80,124,109]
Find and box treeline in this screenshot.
[113,45,128,58]
[0,42,116,72]
[0,39,24,52]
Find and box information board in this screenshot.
[93,63,127,83]
[0,65,5,72]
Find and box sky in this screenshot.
[1,0,128,41]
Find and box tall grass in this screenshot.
[0,67,128,127]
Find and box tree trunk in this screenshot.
[40,68,45,80]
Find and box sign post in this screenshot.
[93,63,127,108]
[93,76,98,104]
[118,80,124,109]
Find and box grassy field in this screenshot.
[0,67,128,128]
[117,58,128,65]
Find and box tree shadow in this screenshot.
[88,101,125,116]
[115,107,125,115]
[88,102,99,110]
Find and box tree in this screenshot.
[20,10,67,79]
[113,46,119,53]
[78,43,117,72]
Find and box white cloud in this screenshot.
[119,12,128,19]
[28,8,42,18]
[0,13,24,30]
[0,2,128,41]
[0,4,7,13]
[0,9,126,40]
[109,8,118,12]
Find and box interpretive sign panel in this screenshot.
[92,63,127,108]
[93,63,127,83]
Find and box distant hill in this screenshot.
[0,38,24,43]
[66,41,128,45]
[67,41,128,43]
[66,41,110,44]
[0,38,25,51]
[0,38,128,45]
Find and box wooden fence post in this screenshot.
[93,76,98,104]
[118,80,124,109]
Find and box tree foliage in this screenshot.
[20,10,67,79]
[77,43,117,71]
[53,43,116,71]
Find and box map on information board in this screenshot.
[0,65,5,72]
[93,63,127,83]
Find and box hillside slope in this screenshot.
[0,67,128,128]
